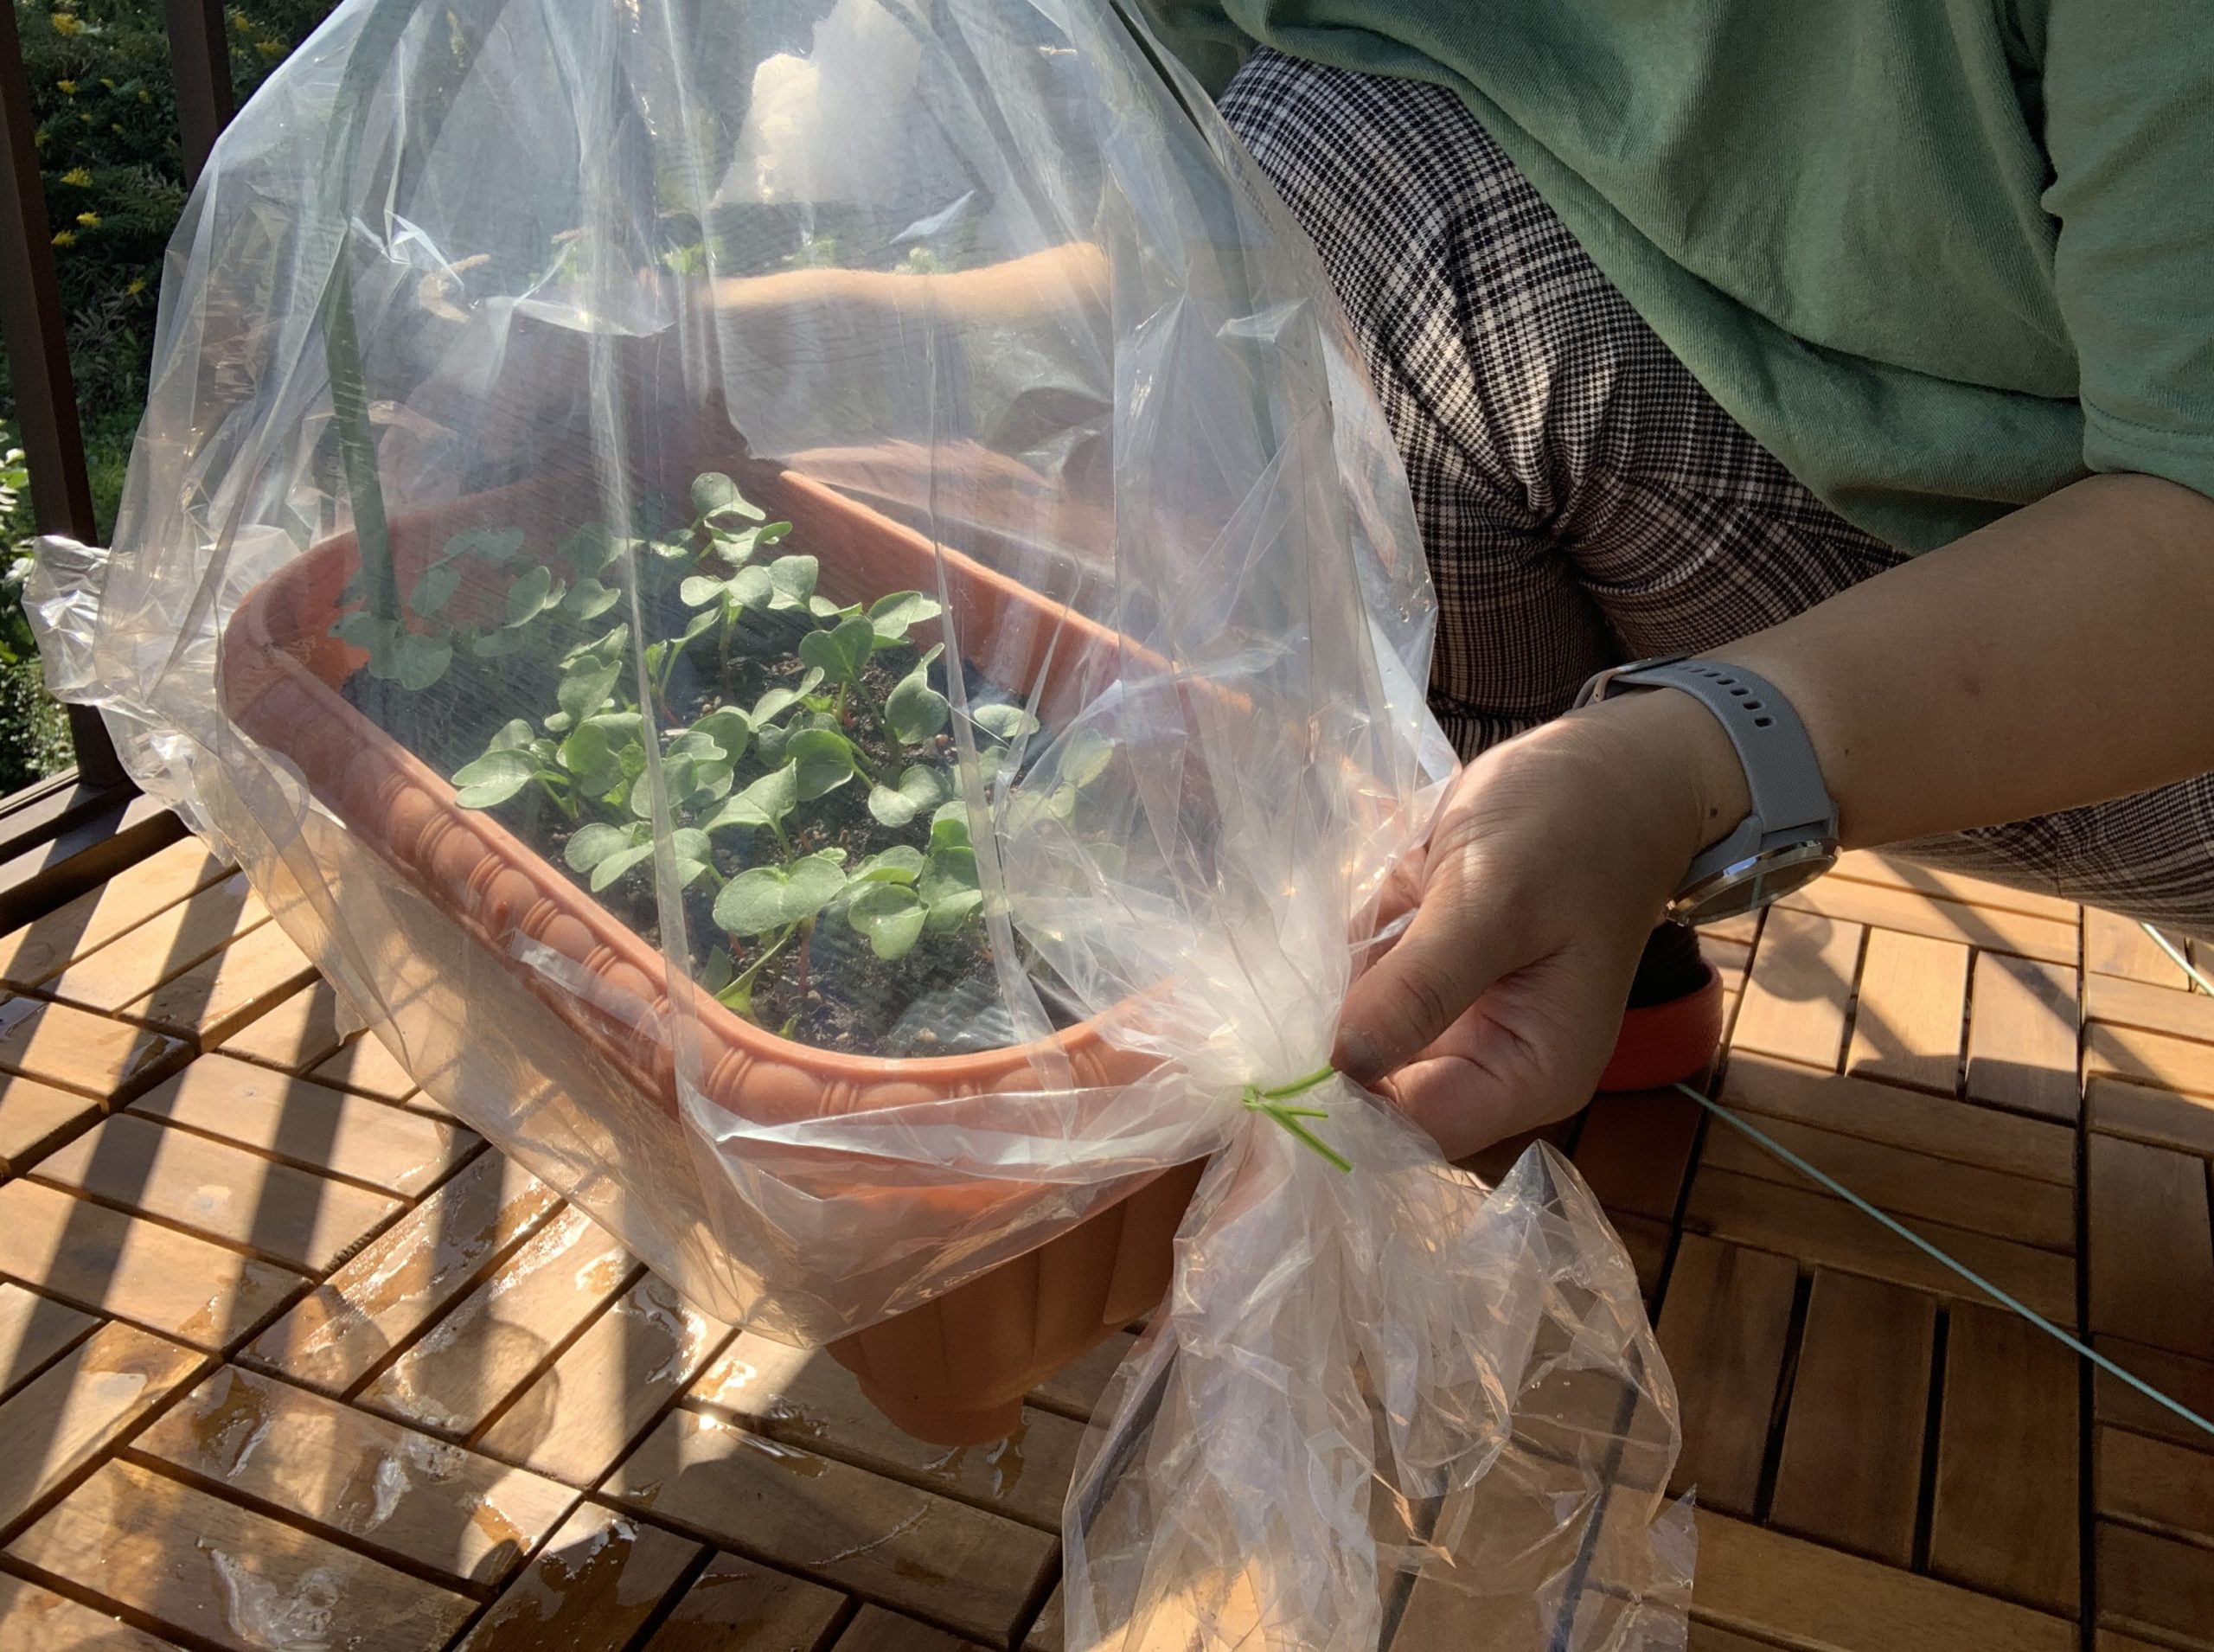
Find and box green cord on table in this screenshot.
[1242,1065,1352,1172]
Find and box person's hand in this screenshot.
[1334,688,1749,1158]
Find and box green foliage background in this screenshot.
[0,0,332,790]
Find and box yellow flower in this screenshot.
[255,36,282,58]
[50,229,74,247]
[125,277,145,295]
[98,77,113,90]
[137,88,151,104]
[54,79,75,94]
[49,13,83,35]
[74,211,99,227]
[59,167,90,187]
[109,123,123,135]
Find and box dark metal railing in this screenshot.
[0,0,240,849]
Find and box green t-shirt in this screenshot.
[1142,2,2214,551]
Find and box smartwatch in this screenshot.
[1573,655,1839,925]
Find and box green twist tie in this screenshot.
[1240,1066,1351,1173]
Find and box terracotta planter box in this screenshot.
[219,461,1199,1444]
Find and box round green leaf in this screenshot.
[867,590,943,644]
[715,867,792,935]
[409,561,462,616]
[973,702,1040,743]
[848,883,927,960]
[925,887,983,933]
[690,472,740,515]
[929,801,971,851]
[591,842,656,892]
[555,522,621,573]
[690,708,752,766]
[564,822,634,872]
[392,632,453,691]
[1060,727,1116,786]
[782,852,851,922]
[451,748,537,809]
[713,851,848,936]
[767,555,819,611]
[504,564,555,626]
[885,663,950,746]
[706,765,798,835]
[445,526,525,565]
[786,730,857,801]
[559,658,623,725]
[565,576,621,620]
[920,844,980,906]
[852,846,925,884]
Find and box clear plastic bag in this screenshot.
[29,0,1691,1642]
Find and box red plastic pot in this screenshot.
[219,460,1199,1444]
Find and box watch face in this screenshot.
[1670,842,1838,926]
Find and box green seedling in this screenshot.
[417,472,1112,1034]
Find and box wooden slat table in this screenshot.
[0,829,2209,1651]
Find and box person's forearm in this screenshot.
[708,241,1108,329]
[1597,472,2214,858]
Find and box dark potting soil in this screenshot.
[341,581,1074,1060]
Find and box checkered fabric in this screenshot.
[1221,48,2214,938]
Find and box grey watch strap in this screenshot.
[1572,656,1837,887]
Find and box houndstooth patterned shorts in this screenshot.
[1221,48,2214,938]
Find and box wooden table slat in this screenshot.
[2096,1521,2214,1651]
[0,1321,206,1537]
[1700,1111,2076,1252]
[43,874,264,1015]
[607,1409,1056,1645]
[2096,1425,2214,1547]
[1778,880,2078,967]
[1845,929,1968,1094]
[245,1149,556,1394]
[1768,1270,1936,1566]
[1692,1510,2076,1652]
[0,837,231,991]
[476,1272,732,1489]
[218,979,349,1073]
[6,1457,475,1652]
[2088,1133,2214,1361]
[0,1177,305,1350]
[641,1550,848,1651]
[29,1111,405,1275]
[1571,1087,1705,1225]
[1929,1303,2080,1614]
[1654,1234,1797,1519]
[0,1281,95,1403]
[1686,1166,2079,1325]
[360,1204,631,1438]
[453,1503,701,1652]
[1965,953,2083,1124]
[128,1053,472,1197]
[1721,1054,2076,1184]
[131,1364,578,1586]
[2093,1335,2214,1457]
[0,998,187,1103]
[2086,1021,2214,1103]
[1730,910,1862,1073]
[2088,1075,2214,1159]
[694,1330,1086,1532]
[2087,906,2191,988]
[0,1572,184,1651]
[125,919,321,1047]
